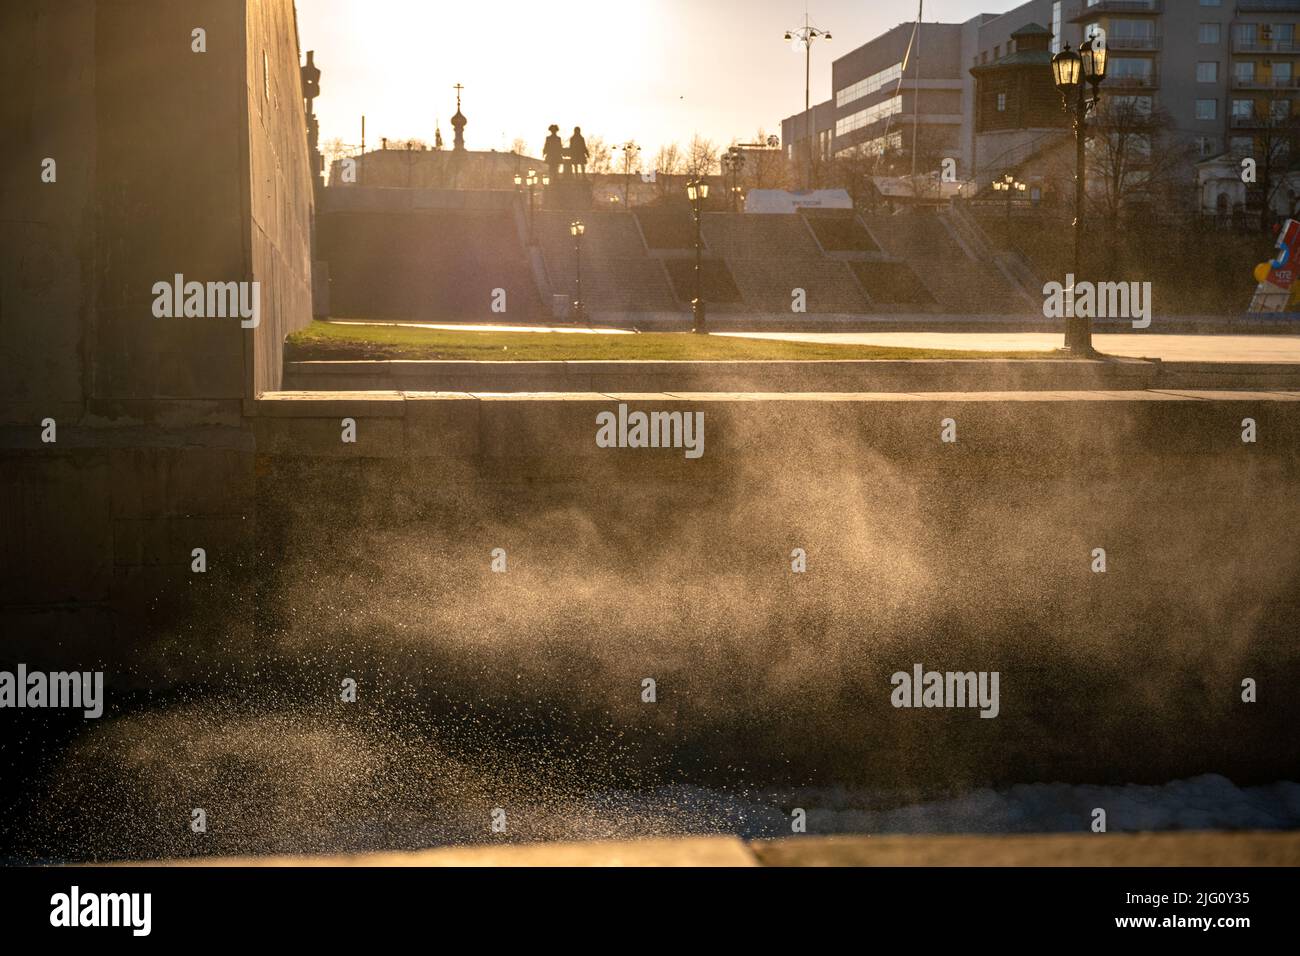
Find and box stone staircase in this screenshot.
[863,208,1032,314]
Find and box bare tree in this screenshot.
[1085,99,1190,227]
[745,129,793,191]
[829,144,881,212]
[870,127,951,198]
[685,134,719,177]
[584,135,614,175]
[1245,108,1300,230]
[321,136,351,170]
[510,137,530,158]
[653,142,684,176]
[652,142,685,202]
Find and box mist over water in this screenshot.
[8,403,1300,861]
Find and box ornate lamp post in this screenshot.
[515,168,549,245]
[784,16,831,190]
[686,179,710,333]
[1052,32,1107,355]
[992,172,1027,221]
[721,147,746,212]
[617,141,641,208]
[570,220,587,325]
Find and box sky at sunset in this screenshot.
[296,0,1010,162]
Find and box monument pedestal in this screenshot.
[546,177,594,211]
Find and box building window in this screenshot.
[1231,136,1254,156]
[836,62,904,108]
[997,92,1007,112]
[835,95,904,138]
[1233,98,1255,120]
[1236,61,1256,83]
[1109,18,1154,41]
[1196,99,1218,120]
[1196,136,1216,156]
[1110,58,1154,84]
[1051,2,1062,54]
[1272,99,1292,121]
[1113,95,1153,114]
[1197,62,1218,82]
[1236,24,1258,46]
[1199,23,1220,44]
[1276,62,1294,87]
[861,131,903,156]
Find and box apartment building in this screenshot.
[779,0,1300,211]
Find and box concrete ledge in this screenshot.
[284,359,1164,394]
[249,389,1300,467]
[124,831,1300,867]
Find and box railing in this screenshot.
[1108,36,1161,51]
[1233,39,1300,54]
[1231,114,1272,128]
[1107,74,1159,89]
[1069,0,1161,21]
[1236,1,1300,13]
[1231,76,1300,90]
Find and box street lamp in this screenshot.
[992,172,1027,220]
[515,168,549,245]
[570,220,588,325]
[617,141,641,208]
[1053,31,1107,355]
[785,16,831,190]
[686,179,710,333]
[721,147,746,212]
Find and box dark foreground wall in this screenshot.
[3,391,1298,860]
[0,0,313,428]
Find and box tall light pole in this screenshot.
[617,141,641,208]
[1053,32,1107,355]
[570,220,587,325]
[687,179,710,333]
[514,168,549,245]
[722,146,746,212]
[785,15,831,190]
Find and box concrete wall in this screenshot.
[1,1,98,427]
[245,0,315,399]
[0,0,313,428]
[243,390,1300,791]
[1,0,314,668]
[5,390,1300,859]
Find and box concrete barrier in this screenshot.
[284,358,1300,394]
[284,358,1167,393]
[6,389,1300,860]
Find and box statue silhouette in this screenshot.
[568,127,589,178]
[543,124,565,179]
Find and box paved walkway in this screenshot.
[718,332,1300,363]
